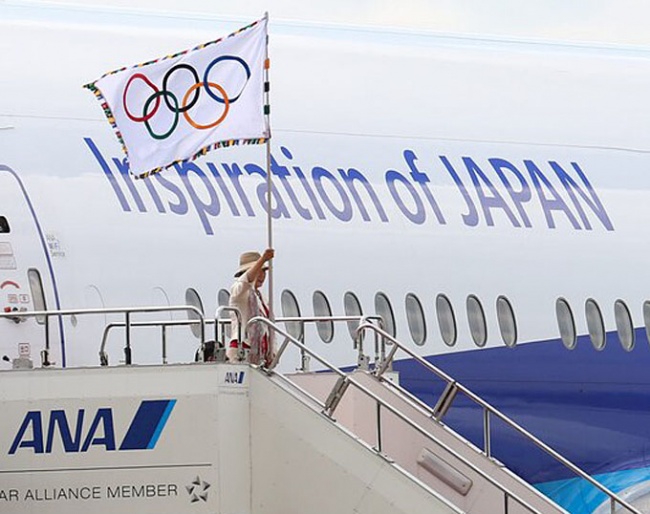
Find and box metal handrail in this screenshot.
[248,316,550,514]
[275,315,385,370]
[215,306,244,360]
[356,321,641,514]
[93,311,384,367]
[0,306,205,367]
[99,319,216,365]
[214,312,384,369]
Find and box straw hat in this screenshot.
[234,251,267,277]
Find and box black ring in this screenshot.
[162,63,200,113]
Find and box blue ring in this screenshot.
[203,55,251,104]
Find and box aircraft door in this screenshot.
[0,165,63,368]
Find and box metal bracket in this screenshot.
[323,376,350,417]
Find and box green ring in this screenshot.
[143,90,179,140]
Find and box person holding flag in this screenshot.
[226,248,275,365]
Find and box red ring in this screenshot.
[123,73,160,122]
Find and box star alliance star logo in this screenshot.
[186,476,211,503]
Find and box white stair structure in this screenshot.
[286,369,562,514]
[258,316,640,514]
[0,307,641,514]
[249,368,462,514]
[0,363,463,514]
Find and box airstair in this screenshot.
[0,307,641,514]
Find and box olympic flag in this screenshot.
[85,16,269,179]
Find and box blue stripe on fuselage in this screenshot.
[535,466,650,514]
[393,328,650,487]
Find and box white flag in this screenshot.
[85,16,268,179]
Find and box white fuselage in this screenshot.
[2,4,650,511]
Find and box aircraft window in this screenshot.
[281,289,303,341]
[217,288,230,318]
[496,296,517,348]
[27,269,46,325]
[585,298,605,350]
[344,291,363,341]
[185,288,204,339]
[644,301,650,348]
[466,295,487,347]
[614,299,634,351]
[556,298,577,349]
[374,292,396,338]
[435,294,457,347]
[405,293,426,346]
[0,216,9,233]
[312,291,334,343]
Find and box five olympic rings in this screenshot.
[122,55,251,140]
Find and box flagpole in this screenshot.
[264,12,274,337]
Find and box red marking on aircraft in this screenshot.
[0,280,20,290]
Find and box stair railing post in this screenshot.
[162,325,168,364]
[484,408,491,458]
[124,311,132,365]
[376,401,382,453]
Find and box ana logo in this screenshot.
[9,399,176,455]
[224,371,245,384]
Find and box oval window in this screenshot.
[344,291,363,341]
[496,296,517,347]
[375,292,396,338]
[217,288,230,307]
[556,298,577,349]
[0,216,10,233]
[313,291,334,343]
[281,289,303,340]
[466,295,487,347]
[405,293,426,346]
[436,294,457,347]
[644,301,650,348]
[217,288,230,319]
[185,288,204,339]
[585,298,605,350]
[614,300,634,351]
